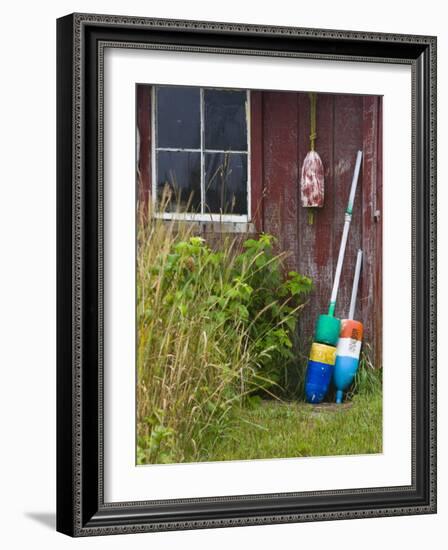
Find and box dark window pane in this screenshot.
[204,153,247,215]
[204,90,247,151]
[156,87,200,149]
[157,151,201,213]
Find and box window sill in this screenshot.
[159,219,257,234]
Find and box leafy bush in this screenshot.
[233,234,312,387]
[137,218,312,464]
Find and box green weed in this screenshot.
[347,344,382,399]
[137,209,312,464]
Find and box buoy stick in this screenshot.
[348,250,363,320]
[328,150,362,316]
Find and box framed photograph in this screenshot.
[56,13,437,537]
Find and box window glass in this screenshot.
[204,90,247,151]
[154,86,249,217]
[156,87,201,149]
[204,153,247,215]
[156,151,201,213]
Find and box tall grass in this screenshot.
[348,343,382,398]
[136,209,311,464]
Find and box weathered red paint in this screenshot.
[136,85,152,215]
[136,88,382,365]
[375,99,383,369]
[262,92,300,272]
[361,95,383,369]
[250,91,264,232]
[332,94,363,335]
[261,92,382,366]
[295,93,336,349]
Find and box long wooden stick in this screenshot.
[348,249,363,320]
[328,150,363,316]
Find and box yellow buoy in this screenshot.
[309,342,336,365]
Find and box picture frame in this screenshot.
[56,12,437,537]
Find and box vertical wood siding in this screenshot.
[262,92,300,270]
[136,87,382,366]
[260,92,382,367]
[250,91,264,230]
[136,85,152,216]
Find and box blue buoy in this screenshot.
[305,360,334,404]
[333,250,364,404]
[333,355,359,403]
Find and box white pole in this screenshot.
[328,150,362,316]
[347,150,363,214]
[348,249,363,320]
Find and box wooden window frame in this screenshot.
[151,85,252,223]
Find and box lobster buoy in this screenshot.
[305,343,336,404]
[300,150,324,208]
[333,250,364,404]
[334,320,363,404]
[300,93,324,210]
[315,314,341,347]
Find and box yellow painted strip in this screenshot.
[310,342,336,365]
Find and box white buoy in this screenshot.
[334,249,364,403]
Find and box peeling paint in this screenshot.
[261,92,382,365]
[335,158,351,177]
[137,88,383,367]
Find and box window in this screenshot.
[153,86,250,221]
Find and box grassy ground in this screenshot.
[195,393,382,462]
[136,215,382,465]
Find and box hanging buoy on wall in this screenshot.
[300,92,324,222]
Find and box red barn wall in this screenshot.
[252,92,383,367]
[137,87,383,367]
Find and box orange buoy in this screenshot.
[334,250,364,404]
[340,319,363,341]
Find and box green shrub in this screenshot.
[137,218,312,464]
[234,234,313,387]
